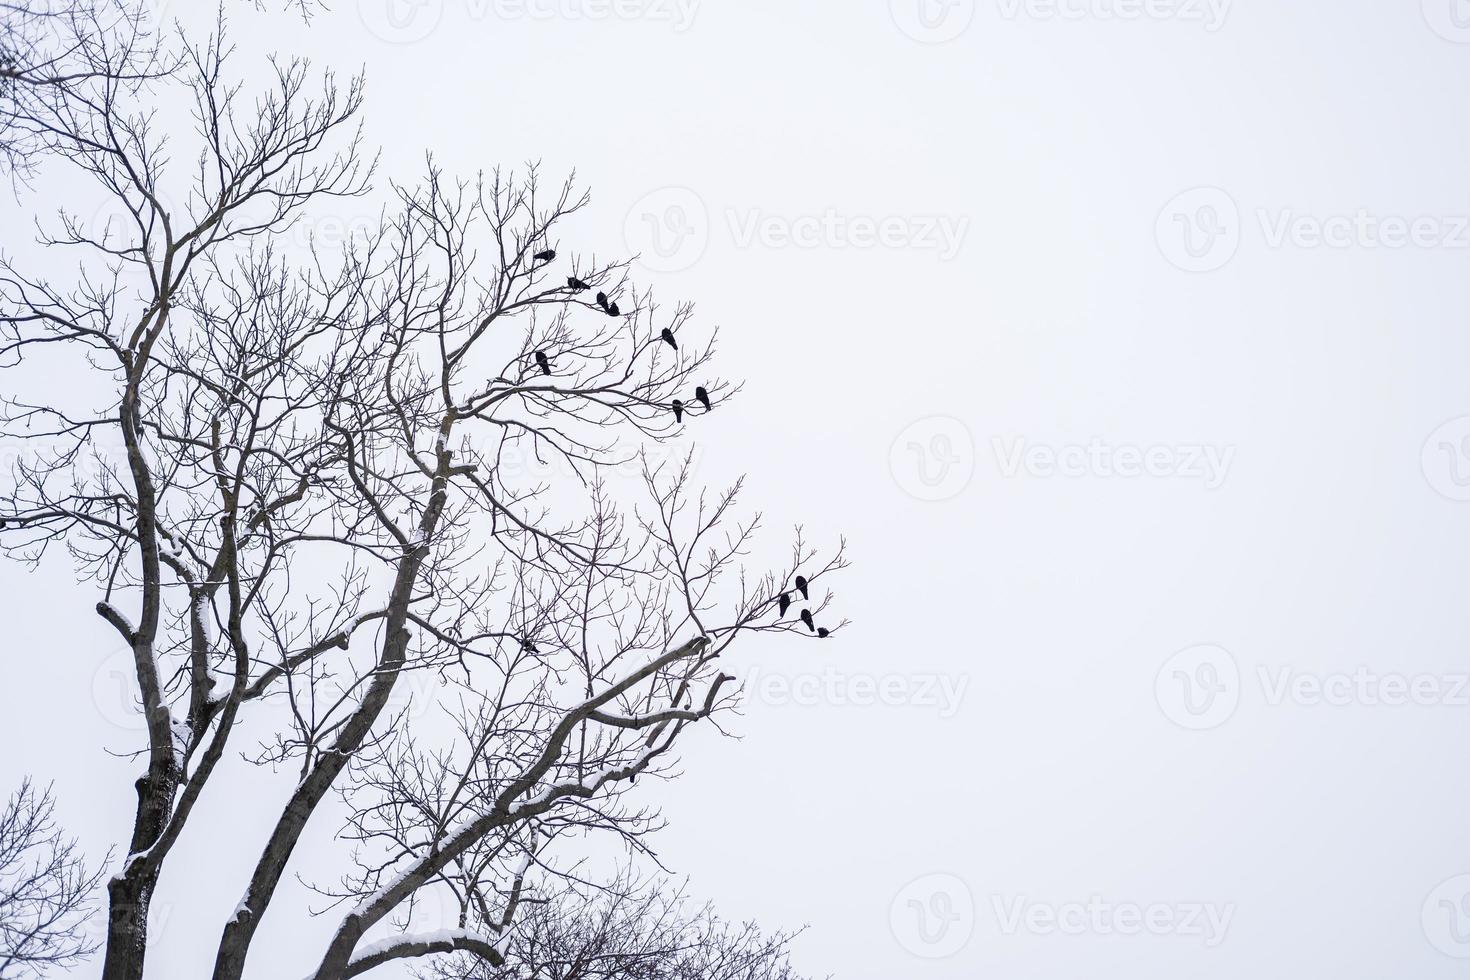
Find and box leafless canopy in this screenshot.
[0,9,846,980]
[427,873,808,980]
[0,780,104,980]
[0,0,165,179]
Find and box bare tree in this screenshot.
[0,0,331,182]
[0,0,165,180]
[424,872,807,980]
[0,12,845,980]
[0,780,105,979]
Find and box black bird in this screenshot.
[660,328,678,351]
[533,248,556,263]
[534,350,551,375]
[672,399,685,423]
[568,276,590,291]
[607,301,621,317]
[777,592,791,616]
[521,637,540,654]
[800,609,815,633]
[695,386,711,410]
[817,627,830,639]
[596,291,610,311]
[795,575,809,600]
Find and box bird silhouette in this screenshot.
[795,575,809,600]
[521,637,540,654]
[800,609,815,633]
[695,386,711,410]
[533,249,556,263]
[778,593,791,616]
[534,351,551,375]
[596,291,609,310]
[607,301,621,317]
[567,276,590,291]
[817,627,830,638]
[660,328,678,351]
[672,399,685,423]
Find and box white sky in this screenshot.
[6,0,1470,977]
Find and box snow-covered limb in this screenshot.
[509,744,663,816]
[512,672,737,815]
[587,700,722,730]
[490,635,714,813]
[318,822,539,979]
[111,845,157,885]
[94,600,135,643]
[312,639,728,977]
[242,608,391,701]
[341,929,505,978]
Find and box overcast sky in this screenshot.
[6,1,1470,977]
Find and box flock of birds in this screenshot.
[515,572,832,656]
[528,250,711,425]
[778,574,831,638]
[518,252,834,644]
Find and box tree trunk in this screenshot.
[101,719,178,980]
[101,862,156,980]
[211,628,414,980]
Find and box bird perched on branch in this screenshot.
[800,609,815,633]
[672,399,685,423]
[521,637,540,654]
[818,627,830,639]
[533,248,556,263]
[596,291,609,311]
[695,386,711,410]
[567,276,590,291]
[777,593,790,616]
[660,328,678,351]
[795,575,809,600]
[534,351,551,375]
[607,301,621,317]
